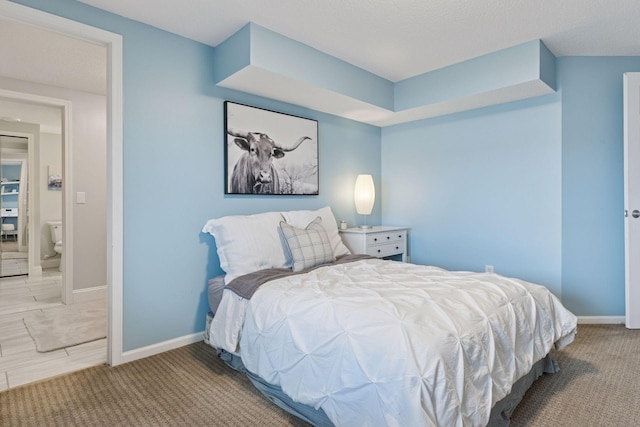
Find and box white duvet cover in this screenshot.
[213,258,577,427]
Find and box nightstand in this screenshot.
[339,226,408,262]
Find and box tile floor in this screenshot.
[0,269,107,391]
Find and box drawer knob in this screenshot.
[396,246,399,250]
[386,236,390,240]
[398,235,402,238]
[377,249,381,253]
[374,238,378,242]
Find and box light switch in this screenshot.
[76,192,86,204]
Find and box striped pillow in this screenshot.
[280,217,335,272]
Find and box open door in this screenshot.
[624,72,640,328]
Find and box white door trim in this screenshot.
[624,72,640,329]
[0,126,40,278]
[0,2,124,364]
[0,90,70,294]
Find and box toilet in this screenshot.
[48,221,63,271]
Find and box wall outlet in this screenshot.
[485,265,494,274]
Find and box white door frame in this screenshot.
[0,2,124,364]
[624,72,640,328]
[0,90,71,298]
[0,155,31,253]
[0,125,41,278]
[16,156,28,252]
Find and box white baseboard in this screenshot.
[118,331,205,365]
[111,317,623,365]
[72,285,106,303]
[111,316,622,365]
[577,316,625,324]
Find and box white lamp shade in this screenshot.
[354,174,375,215]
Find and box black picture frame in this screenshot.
[224,101,319,195]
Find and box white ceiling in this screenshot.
[0,99,61,134]
[0,20,107,134]
[2,1,640,131]
[0,19,106,134]
[78,0,640,82]
[0,19,106,94]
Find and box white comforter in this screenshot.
[213,258,577,427]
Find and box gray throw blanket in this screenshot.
[226,254,373,299]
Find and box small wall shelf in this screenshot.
[1,181,19,196]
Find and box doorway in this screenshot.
[0,138,29,277]
[0,2,124,368]
[0,123,42,280]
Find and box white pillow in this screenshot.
[281,206,351,257]
[280,217,335,272]
[202,211,289,284]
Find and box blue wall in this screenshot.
[383,57,640,317]
[382,95,562,295]
[11,0,381,351]
[559,57,640,315]
[1,164,21,208]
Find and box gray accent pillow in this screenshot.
[280,217,335,272]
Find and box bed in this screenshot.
[202,207,577,427]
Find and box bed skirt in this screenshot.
[216,348,558,427]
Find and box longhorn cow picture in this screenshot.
[224,101,319,195]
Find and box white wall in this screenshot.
[0,76,106,291]
[39,132,62,262]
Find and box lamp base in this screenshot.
[358,225,373,229]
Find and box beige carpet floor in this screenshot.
[0,324,638,426]
[510,324,640,426]
[0,342,307,427]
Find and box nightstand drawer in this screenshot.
[366,241,404,258]
[340,226,409,262]
[367,231,406,246]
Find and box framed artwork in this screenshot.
[224,101,319,195]
[48,165,62,191]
